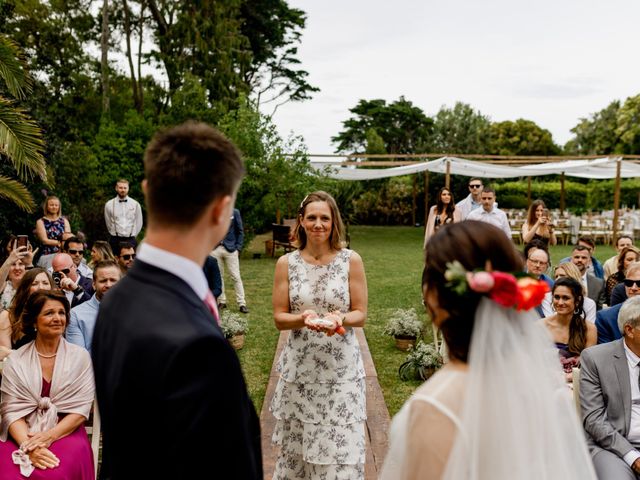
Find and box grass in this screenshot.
[229,226,618,416]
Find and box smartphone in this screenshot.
[17,235,28,249]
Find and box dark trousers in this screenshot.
[109,235,137,255]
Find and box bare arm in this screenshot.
[272,255,307,331]
[0,310,11,353]
[585,322,598,348]
[20,413,86,451]
[345,251,367,328]
[521,221,540,243]
[35,219,59,247]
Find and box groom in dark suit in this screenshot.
[580,296,640,479]
[92,122,262,479]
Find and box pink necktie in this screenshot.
[204,290,220,325]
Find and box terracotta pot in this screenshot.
[394,335,417,351]
[228,333,245,350]
[420,366,438,380]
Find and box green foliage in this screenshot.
[429,102,491,154]
[383,308,424,338]
[398,341,443,381]
[332,97,434,154]
[365,128,386,155]
[489,119,560,155]
[351,176,414,225]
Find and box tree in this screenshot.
[565,100,621,154]
[332,97,434,154]
[616,94,640,154]
[488,119,560,156]
[0,34,47,211]
[428,102,491,154]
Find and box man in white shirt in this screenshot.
[104,178,143,253]
[571,245,606,310]
[466,187,512,239]
[455,177,484,220]
[604,235,635,279]
[580,296,640,479]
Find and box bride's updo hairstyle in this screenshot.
[423,221,523,362]
[293,191,345,250]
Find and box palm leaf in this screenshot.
[0,175,36,212]
[0,96,47,182]
[0,35,31,99]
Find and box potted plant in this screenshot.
[398,341,443,381]
[220,312,248,350]
[383,308,424,351]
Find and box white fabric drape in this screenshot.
[311,156,640,181]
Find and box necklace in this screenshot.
[36,350,57,359]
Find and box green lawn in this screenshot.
[232,226,618,416]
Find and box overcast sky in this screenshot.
[264,0,640,155]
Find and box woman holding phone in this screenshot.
[522,199,557,247]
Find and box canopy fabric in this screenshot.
[310,156,640,181]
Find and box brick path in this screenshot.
[259,328,390,479]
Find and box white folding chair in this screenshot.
[85,399,101,479]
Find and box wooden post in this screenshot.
[412,175,417,226]
[560,173,565,214]
[527,177,531,206]
[445,160,451,188]
[612,157,622,244]
[424,170,430,227]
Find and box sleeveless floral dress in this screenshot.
[40,217,66,255]
[270,249,366,479]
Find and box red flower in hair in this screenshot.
[515,277,550,311]
[488,272,519,308]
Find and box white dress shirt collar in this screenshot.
[137,243,208,301]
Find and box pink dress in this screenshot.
[0,379,94,479]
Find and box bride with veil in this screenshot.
[380,220,596,480]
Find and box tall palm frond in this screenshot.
[0,35,31,99]
[0,97,47,182]
[0,175,36,212]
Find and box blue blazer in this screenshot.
[596,303,623,344]
[220,209,244,253]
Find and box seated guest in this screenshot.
[580,296,640,479]
[115,242,136,274]
[603,235,634,279]
[570,245,606,310]
[525,245,554,288]
[88,241,115,270]
[0,290,95,478]
[67,261,122,353]
[0,268,53,360]
[63,237,92,279]
[0,240,36,300]
[541,263,597,323]
[606,246,640,304]
[611,282,629,307]
[51,253,92,307]
[540,277,596,382]
[560,236,604,280]
[595,262,640,344]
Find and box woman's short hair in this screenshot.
[9,268,54,343]
[20,290,70,336]
[423,221,523,362]
[293,191,345,251]
[618,246,640,274]
[526,199,546,226]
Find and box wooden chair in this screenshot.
[270,224,295,257]
[572,368,581,417]
[85,400,101,479]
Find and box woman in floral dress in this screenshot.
[271,191,368,479]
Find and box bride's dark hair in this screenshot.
[423,221,524,362]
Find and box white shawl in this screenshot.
[0,338,94,442]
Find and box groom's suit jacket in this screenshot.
[92,260,262,479]
[580,339,636,459]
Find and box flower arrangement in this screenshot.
[383,308,424,339]
[445,260,549,311]
[220,312,248,339]
[398,341,443,381]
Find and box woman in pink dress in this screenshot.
[0,290,94,479]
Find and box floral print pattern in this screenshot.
[271,249,366,479]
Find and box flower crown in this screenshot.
[444,260,549,311]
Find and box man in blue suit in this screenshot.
[92,122,262,479]
[596,262,640,344]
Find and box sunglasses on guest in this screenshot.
[68,249,84,255]
[624,279,640,288]
[120,254,136,261]
[469,184,482,189]
[56,268,71,275]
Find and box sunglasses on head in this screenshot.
[469,184,482,189]
[624,279,640,288]
[68,249,84,255]
[121,254,136,261]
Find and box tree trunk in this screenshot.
[123,0,142,113]
[101,0,110,116]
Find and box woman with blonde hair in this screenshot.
[35,195,72,269]
[88,241,115,270]
[522,199,557,247]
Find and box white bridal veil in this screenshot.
[442,298,596,479]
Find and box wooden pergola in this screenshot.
[304,153,640,243]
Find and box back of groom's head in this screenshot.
[143,121,245,227]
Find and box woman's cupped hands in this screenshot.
[302,310,345,336]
